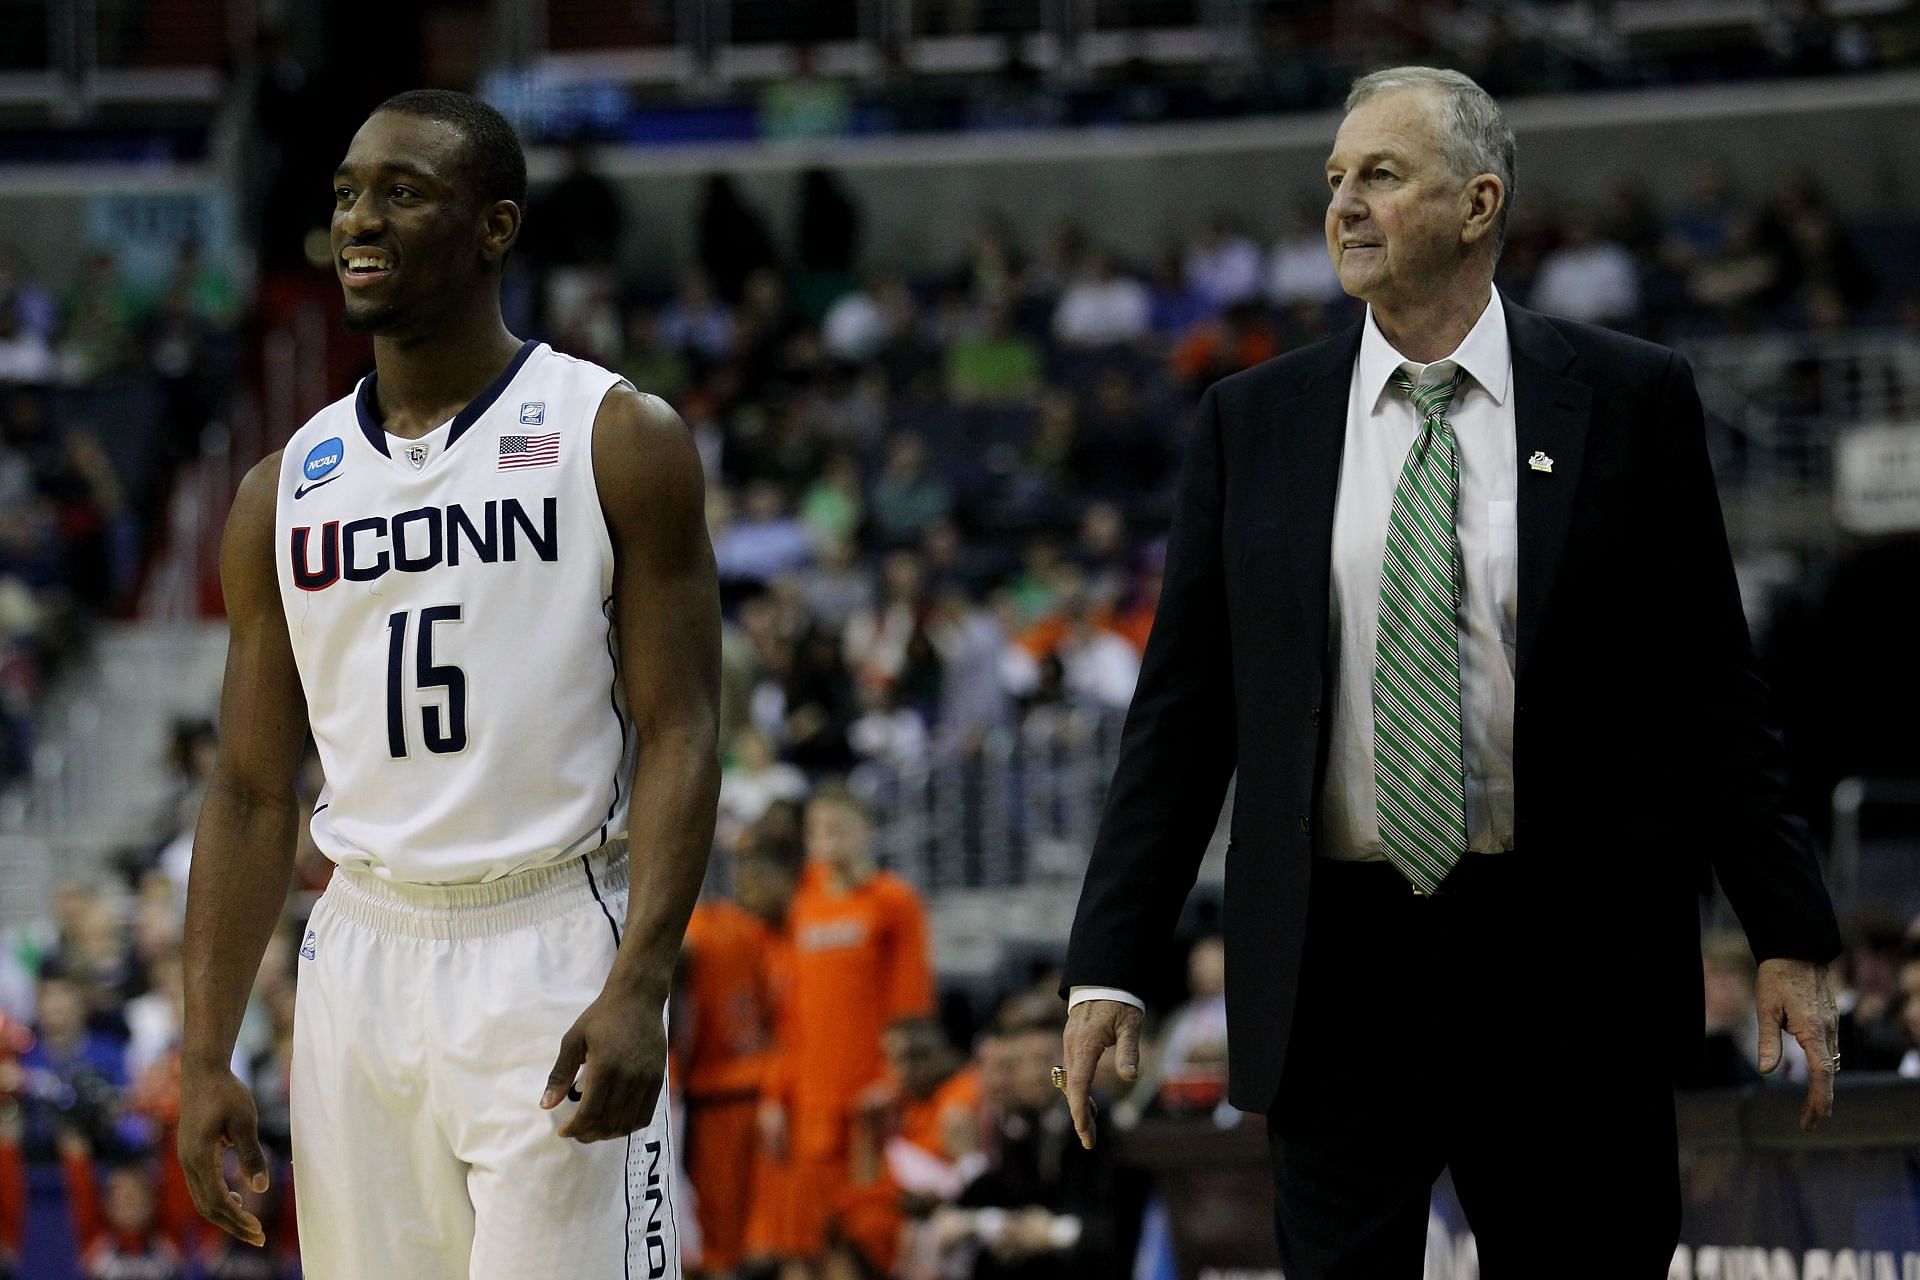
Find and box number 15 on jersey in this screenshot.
[386,606,468,758]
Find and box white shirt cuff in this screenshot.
[1068,985,1146,1012]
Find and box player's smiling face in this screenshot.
[331,112,496,336]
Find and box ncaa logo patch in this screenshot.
[299,929,317,961]
[519,401,545,426]
[303,437,344,482]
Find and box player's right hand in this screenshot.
[177,1066,269,1248]
[1060,999,1144,1151]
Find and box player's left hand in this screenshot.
[541,986,668,1143]
[1755,957,1839,1131]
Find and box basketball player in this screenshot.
[175,90,720,1280]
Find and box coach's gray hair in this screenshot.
[1346,66,1515,254]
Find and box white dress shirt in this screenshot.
[1072,288,1521,1016]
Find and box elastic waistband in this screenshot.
[324,841,629,940]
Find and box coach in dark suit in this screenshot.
[1058,67,1843,1275]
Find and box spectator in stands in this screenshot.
[780,627,860,773]
[1182,216,1263,310]
[18,967,128,1159]
[1898,940,1920,1079]
[844,549,931,692]
[850,680,931,773]
[1267,203,1345,310]
[760,45,854,144]
[659,269,737,367]
[697,177,781,305]
[800,451,865,550]
[1146,246,1213,340]
[822,270,894,364]
[947,301,1042,404]
[1832,909,1912,1070]
[617,307,690,404]
[795,168,863,318]
[0,247,56,343]
[0,297,53,386]
[58,253,138,385]
[1052,250,1153,349]
[719,727,810,849]
[869,436,954,549]
[1527,215,1641,328]
[1145,935,1229,1117]
[1169,299,1279,392]
[529,136,625,273]
[713,480,814,588]
[60,1144,184,1280]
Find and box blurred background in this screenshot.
[4,0,1920,1276]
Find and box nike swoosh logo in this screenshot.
[295,476,341,500]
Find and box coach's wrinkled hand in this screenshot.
[177,1066,269,1248]
[1756,957,1840,1132]
[542,985,668,1142]
[1060,999,1144,1151]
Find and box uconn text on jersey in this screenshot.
[290,496,558,591]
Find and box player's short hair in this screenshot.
[806,780,871,826]
[371,89,528,211]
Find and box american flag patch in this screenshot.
[498,432,560,470]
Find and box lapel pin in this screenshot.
[1528,450,1554,473]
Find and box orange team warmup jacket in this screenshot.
[897,1064,983,1160]
[752,862,934,1268]
[679,899,778,1273]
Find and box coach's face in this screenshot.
[330,112,503,336]
[1324,88,1490,311]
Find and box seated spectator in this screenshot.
[1833,909,1911,1070]
[1183,217,1263,310]
[616,307,690,403]
[1146,246,1214,340]
[947,302,1042,404]
[712,481,814,587]
[18,967,129,1160]
[845,550,931,692]
[1052,251,1152,349]
[657,269,736,366]
[1266,204,1344,309]
[799,451,864,550]
[869,436,953,549]
[1170,301,1280,392]
[759,44,853,143]
[719,728,810,848]
[797,535,874,634]
[1528,216,1641,328]
[1145,936,1229,1119]
[59,1141,185,1280]
[0,298,53,386]
[849,682,930,773]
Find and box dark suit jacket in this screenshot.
[1062,299,1843,1114]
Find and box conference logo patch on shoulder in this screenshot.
[296,437,345,499]
[519,401,545,426]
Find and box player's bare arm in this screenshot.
[178,453,311,1245]
[543,386,722,1143]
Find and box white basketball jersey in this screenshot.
[274,341,636,884]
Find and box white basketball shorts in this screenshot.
[290,842,682,1280]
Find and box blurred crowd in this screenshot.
[0,241,236,783]
[506,157,1912,826]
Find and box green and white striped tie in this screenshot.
[1374,366,1469,895]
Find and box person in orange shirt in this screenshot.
[759,784,934,1280]
[677,827,795,1280]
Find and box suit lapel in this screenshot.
[1507,304,1592,685]
[1271,325,1361,637]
